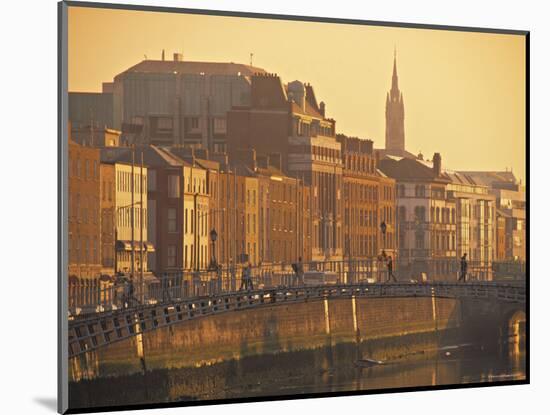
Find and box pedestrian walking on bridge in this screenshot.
[386,256,397,282]
[292,257,305,286]
[459,253,468,282]
[161,272,172,302]
[240,262,254,291]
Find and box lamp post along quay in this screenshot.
[209,228,218,271]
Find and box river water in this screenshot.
[69,331,526,409]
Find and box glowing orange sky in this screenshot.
[68,6,526,183]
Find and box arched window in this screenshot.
[415,231,424,249]
[399,206,406,222]
[414,206,425,222]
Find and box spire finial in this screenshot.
[392,47,398,89]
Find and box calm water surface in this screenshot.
[69,333,526,409]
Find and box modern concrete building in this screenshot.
[109,54,266,152]
[69,88,114,131]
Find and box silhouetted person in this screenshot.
[124,278,138,308]
[386,256,397,282]
[459,253,468,282]
[292,257,305,286]
[240,263,253,291]
[161,272,172,302]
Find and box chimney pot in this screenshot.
[433,152,442,176]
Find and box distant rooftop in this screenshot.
[115,59,267,79]
[457,170,519,187]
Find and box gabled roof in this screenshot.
[100,145,191,168]
[163,147,220,171]
[290,100,324,119]
[442,170,480,186]
[378,157,450,183]
[375,148,418,160]
[116,60,266,79]
[457,170,519,187]
[234,164,257,178]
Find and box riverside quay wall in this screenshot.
[67,295,505,383]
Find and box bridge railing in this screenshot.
[67,280,526,359]
[67,258,517,316]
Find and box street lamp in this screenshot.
[195,208,225,271]
[208,228,218,271]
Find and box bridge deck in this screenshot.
[67,281,525,359]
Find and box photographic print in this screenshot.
[59,2,528,413]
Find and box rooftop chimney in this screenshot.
[433,152,442,176]
[319,101,326,117]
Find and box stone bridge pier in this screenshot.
[458,297,526,347]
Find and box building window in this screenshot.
[148,170,157,191]
[184,246,188,269]
[185,209,188,234]
[399,206,406,222]
[168,175,180,198]
[93,237,98,263]
[167,208,177,233]
[414,206,425,222]
[167,245,176,267]
[214,118,226,134]
[83,237,89,263]
[415,231,424,249]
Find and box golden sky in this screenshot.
[68,6,526,183]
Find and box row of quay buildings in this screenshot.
[68,52,526,303]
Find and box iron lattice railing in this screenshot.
[67,280,525,359]
[67,259,525,315]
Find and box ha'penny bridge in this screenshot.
[68,264,526,360]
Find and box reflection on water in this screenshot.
[69,331,526,410]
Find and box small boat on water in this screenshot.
[355,358,385,367]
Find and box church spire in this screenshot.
[385,48,405,152]
[392,46,399,92]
